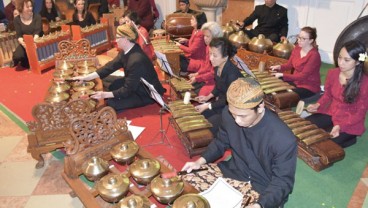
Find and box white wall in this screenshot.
[254,0,368,64]
[153,0,176,29]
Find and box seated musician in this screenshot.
[174,0,207,26]
[182,77,297,208]
[237,0,288,43]
[270,26,322,100]
[12,0,42,70]
[176,13,207,74]
[73,24,166,112]
[305,40,368,148]
[188,21,223,96]
[122,10,155,61]
[86,0,109,20]
[72,0,96,28]
[194,37,243,134]
[39,0,61,22]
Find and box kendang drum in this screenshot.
[165,13,193,38]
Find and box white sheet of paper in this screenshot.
[233,55,255,78]
[200,177,244,208]
[128,125,145,140]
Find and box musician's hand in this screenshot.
[181,157,206,173]
[280,36,287,42]
[195,103,210,113]
[188,76,196,84]
[330,125,340,138]
[175,41,181,47]
[271,72,283,78]
[306,103,320,113]
[196,95,208,103]
[269,65,280,72]
[90,91,114,100]
[236,21,244,29]
[176,38,188,44]
[188,73,198,79]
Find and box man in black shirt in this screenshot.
[238,0,288,42]
[173,0,207,26]
[182,77,297,208]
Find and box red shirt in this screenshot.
[195,46,215,96]
[5,2,16,22]
[317,68,368,135]
[280,46,321,93]
[179,29,206,72]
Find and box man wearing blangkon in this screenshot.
[238,0,288,43]
[182,77,297,208]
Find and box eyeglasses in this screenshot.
[297,36,309,41]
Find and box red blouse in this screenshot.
[317,68,368,135]
[179,30,207,73]
[137,26,155,61]
[195,46,215,96]
[280,46,321,93]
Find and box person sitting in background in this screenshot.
[195,37,243,134]
[39,0,61,22]
[122,10,155,61]
[182,77,297,208]
[72,24,165,112]
[13,0,42,70]
[237,0,288,43]
[87,0,109,20]
[176,13,207,74]
[270,26,321,100]
[187,21,223,97]
[174,0,207,26]
[72,0,96,28]
[127,0,159,32]
[305,40,368,148]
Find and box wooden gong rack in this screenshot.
[61,106,196,207]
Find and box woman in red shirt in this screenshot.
[306,40,368,148]
[176,13,207,74]
[270,26,321,99]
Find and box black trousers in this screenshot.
[179,54,189,72]
[305,113,357,148]
[243,29,281,43]
[103,75,155,112]
[202,107,223,135]
[284,80,316,100]
[13,45,30,68]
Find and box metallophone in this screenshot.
[71,17,111,55]
[0,31,18,67]
[236,48,300,110]
[276,110,345,171]
[23,25,71,74]
[168,100,214,157]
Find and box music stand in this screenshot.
[155,51,181,99]
[140,78,172,147]
[233,55,256,78]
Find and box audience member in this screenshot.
[127,0,159,31]
[72,24,165,112]
[182,77,297,208]
[306,40,368,148]
[72,0,96,28]
[13,0,42,70]
[270,26,321,99]
[238,0,288,42]
[39,0,61,22]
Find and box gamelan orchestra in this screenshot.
[1,0,368,207]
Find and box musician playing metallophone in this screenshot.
[182,77,297,208]
[305,40,368,148]
[270,26,322,100]
[72,24,165,112]
[194,37,242,135]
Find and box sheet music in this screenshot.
[233,55,255,78]
[154,51,178,78]
[140,78,167,110]
[200,177,244,208]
